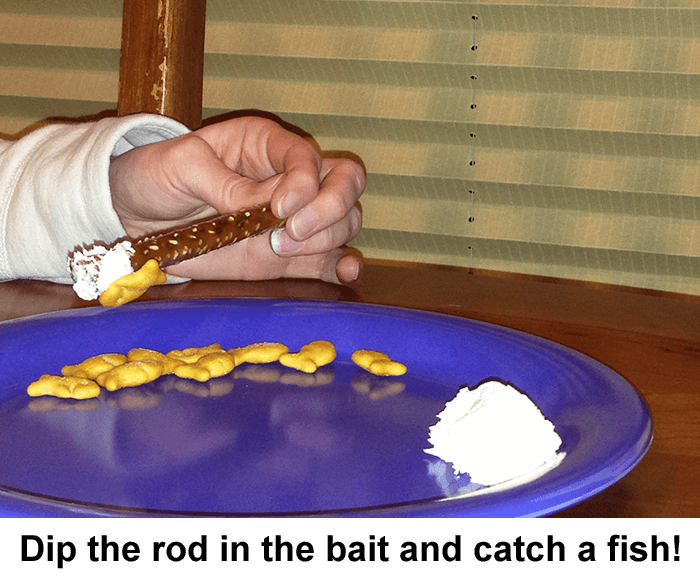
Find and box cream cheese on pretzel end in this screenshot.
[70,240,135,301]
[69,203,285,304]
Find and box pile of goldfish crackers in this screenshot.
[27,341,407,400]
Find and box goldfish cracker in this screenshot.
[352,349,407,376]
[96,360,164,391]
[128,347,180,374]
[279,340,336,374]
[167,343,225,364]
[196,352,235,377]
[62,352,127,379]
[172,365,206,381]
[173,351,235,382]
[27,374,101,400]
[99,259,167,307]
[229,342,289,365]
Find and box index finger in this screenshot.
[286,156,366,241]
[263,125,323,219]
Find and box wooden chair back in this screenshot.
[117,0,207,130]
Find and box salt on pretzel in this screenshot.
[129,204,286,270]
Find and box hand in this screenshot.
[109,116,365,285]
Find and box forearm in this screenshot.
[0,114,188,283]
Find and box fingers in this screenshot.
[286,250,363,286]
[120,116,367,287]
[164,203,361,281]
[164,235,362,286]
[196,118,324,218]
[285,157,366,241]
[271,204,362,257]
[195,138,366,258]
[181,119,365,239]
[163,201,361,286]
[335,253,363,285]
[270,142,322,219]
[257,248,362,286]
[261,124,366,236]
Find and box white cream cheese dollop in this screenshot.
[69,240,134,301]
[424,380,563,487]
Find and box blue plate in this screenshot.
[0,298,652,517]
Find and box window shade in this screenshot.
[1,0,699,295]
[0,0,121,136]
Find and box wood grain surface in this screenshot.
[117,0,207,129]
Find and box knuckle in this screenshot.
[336,157,367,192]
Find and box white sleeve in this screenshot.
[0,113,190,284]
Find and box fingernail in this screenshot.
[348,259,362,283]
[345,258,363,285]
[270,228,304,254]
[279,191,300,219]
[289,206,319,239]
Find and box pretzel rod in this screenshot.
[69,203,286,303]
[130,203,286,270]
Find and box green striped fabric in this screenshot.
[1,0,699,294]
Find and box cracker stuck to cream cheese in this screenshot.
[69,203,286,306]
[99,259,167,307]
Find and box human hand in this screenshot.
[109,116,365,285]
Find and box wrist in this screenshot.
[109,153,137,237]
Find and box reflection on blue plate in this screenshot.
[0,299,652,517]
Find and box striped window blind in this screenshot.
[2,1,699,296]
[0,0,122,136]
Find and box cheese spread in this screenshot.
[424,380,563,486]
[69,240,134,301]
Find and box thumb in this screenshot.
[211,173,287,216]
[174,136,287,216]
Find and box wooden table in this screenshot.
[2,259,698,517]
